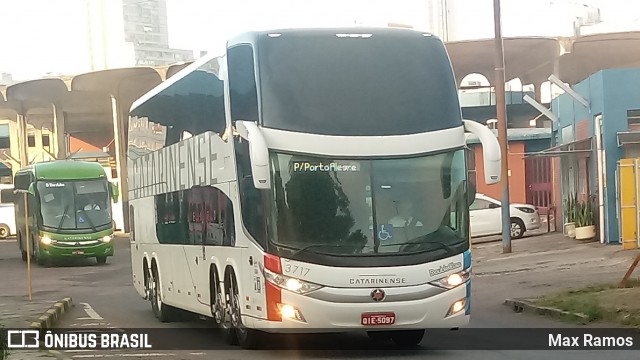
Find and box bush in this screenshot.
[0,324,7,360]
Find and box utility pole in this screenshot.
[493,0,511,253]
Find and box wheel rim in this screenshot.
[0,228,7,237]
[211,273,223,324]
[510,222,522,237]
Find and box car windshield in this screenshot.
[37,180,112,231]
[268,149,469,258]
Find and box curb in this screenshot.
[504,298,590,322]
[29,297,73,330]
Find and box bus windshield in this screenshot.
[268,149,469,259]
[257,30,461,136]
[37,180,112,231]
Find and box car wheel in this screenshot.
[510,218,525,239]
[0,224,9,239]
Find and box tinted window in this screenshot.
[257,30,461,135]
[155,186,236,246]
[228,45,259,123]
[130,57,226,149]
[187,186,235,246]
[469,199,491,210]
[234,138,266,247]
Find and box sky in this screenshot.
[0,0,639,80]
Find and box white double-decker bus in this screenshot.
[127,27,501,349]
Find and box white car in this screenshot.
[470,193,541,239]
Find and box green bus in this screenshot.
[13,160,119,265]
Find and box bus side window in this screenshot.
[234,138,266,248]
[228,44,259,123]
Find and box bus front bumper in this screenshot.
[39,242,114,258]
[245,280,471,333]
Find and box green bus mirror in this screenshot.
[110,182,120,203]
[28,183,36,196]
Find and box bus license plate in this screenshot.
[72,250,84,255]
[361,312,395,326]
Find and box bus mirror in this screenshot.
[235,121,271,189]
[110,182,120,203]
[463,120,501,185]
[28,183,36,196]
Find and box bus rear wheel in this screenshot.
[390,330,425,347]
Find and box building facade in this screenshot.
[122,0,194,66]
[539,68,640,245]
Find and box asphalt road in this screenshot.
[0,237,637,360]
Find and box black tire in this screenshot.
[367,331,392,343]
[510,218,525,239]
[149,265,174,322]
[18,235,27,262]
[223,271,261,349]
[32,237,45,266]
[210,267,223,324]
[0,224,9,239]
[96,256,107,265]
[391,330,425,347]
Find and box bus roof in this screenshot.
[17,160,107,181]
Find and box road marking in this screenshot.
[0,239,16,243]
[81,303,104,320]
[72,353,176,358]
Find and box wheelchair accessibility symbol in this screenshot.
[377,224,393,241]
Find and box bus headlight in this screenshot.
[41,236,52,245]
[429,268,471,289]
[263,269,322,294]
[102,236,112,243]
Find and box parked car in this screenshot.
[0,203,16,239]
[470,194,540,238]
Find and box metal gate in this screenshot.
[525,157,554,230]
[617,158,640,250]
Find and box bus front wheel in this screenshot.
[96,257,107,265]
[390,329,425,347]
[32,237,46,266]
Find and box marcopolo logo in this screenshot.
[429,261,462,277]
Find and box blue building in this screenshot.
[533,68,640,245]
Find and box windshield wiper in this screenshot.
[78,208,98,232]
[57,204,70,231]
[290,244,360,259]
[378,237,464,254]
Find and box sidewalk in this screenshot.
[472,231,640,301]
[0,296,69,360]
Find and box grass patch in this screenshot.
[533,279,640,326]
[0,323,7,360]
